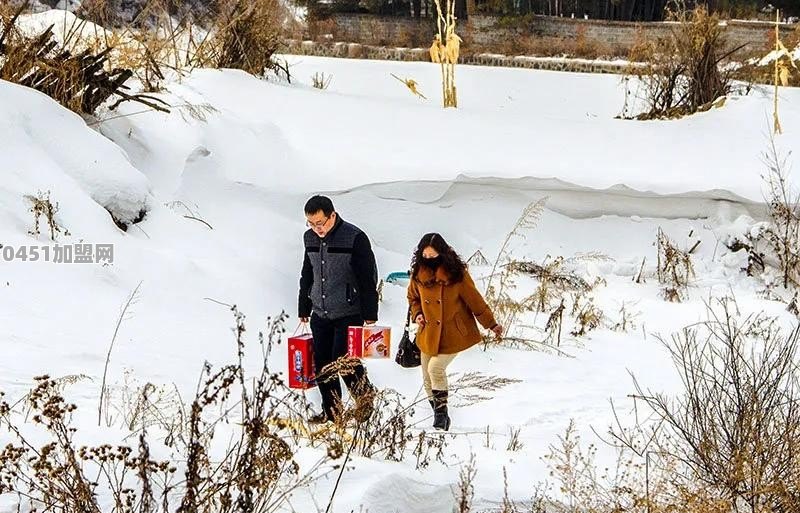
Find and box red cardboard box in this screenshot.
[347,326,391,359]
[287,334,316,389]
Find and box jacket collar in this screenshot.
[315,213,344,241]
[415,265,451,286]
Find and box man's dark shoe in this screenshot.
[308,412,332,425]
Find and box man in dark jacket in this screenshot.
[299,195,379,424]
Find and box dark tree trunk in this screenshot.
[455,0,468,19]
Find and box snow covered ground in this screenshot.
[2,43,800,512]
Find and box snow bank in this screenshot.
[13,9,113,48]
[94,56,800,208]
[0,79,152,228]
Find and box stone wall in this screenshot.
[326,13,431,44]
[321,13,796,53]
[283,39,641,74]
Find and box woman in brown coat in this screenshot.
[407,233,503,431]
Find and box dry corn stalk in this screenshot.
[445,26,461,64]
[772,9,799,134]
[429,34,445,64]
[391,73,427,99]
[430,0,460,108]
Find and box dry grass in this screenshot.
[312,71,333,89]
[506,426,524,452]
[0,1,170,113]
[453,453,477,513]
[570,295,603,337]
[484,199,547,345]
[25,191,70,240]
[610,301,641,333]
[508,255,602,313]
[109,374,187,446]
[485,250,608,350]
[449,372,521,407]
[544,299,566,347]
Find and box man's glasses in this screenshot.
[306,216,330,229]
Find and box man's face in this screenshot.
[306,210,336,238]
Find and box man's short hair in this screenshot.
[304,195,335,217]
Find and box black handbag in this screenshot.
[395,307,421,368]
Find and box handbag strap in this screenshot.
[403,306,412,333]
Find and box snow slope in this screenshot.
[0,80,152,229]
[96,56,800,205]
[2,49,800,512]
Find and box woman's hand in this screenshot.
[415,314,426,328]
[491,324,504,339]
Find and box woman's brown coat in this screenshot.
[407,266,497,356]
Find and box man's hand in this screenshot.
[364,320,377,326]
[415,314,426,328]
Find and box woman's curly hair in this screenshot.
[410,232,466,283]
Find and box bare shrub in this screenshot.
[544,420,603,512]
[0,376,175,513]
[636,298,800,513]
[0,310,334,513]
[762,140,800,290]
[20,0,289,94]
[507,299,800,513]
[725,143,799,295]
[213,0,282,75]
[656,227,695,302]
[25,191,70,240]
[626,3,743,119]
